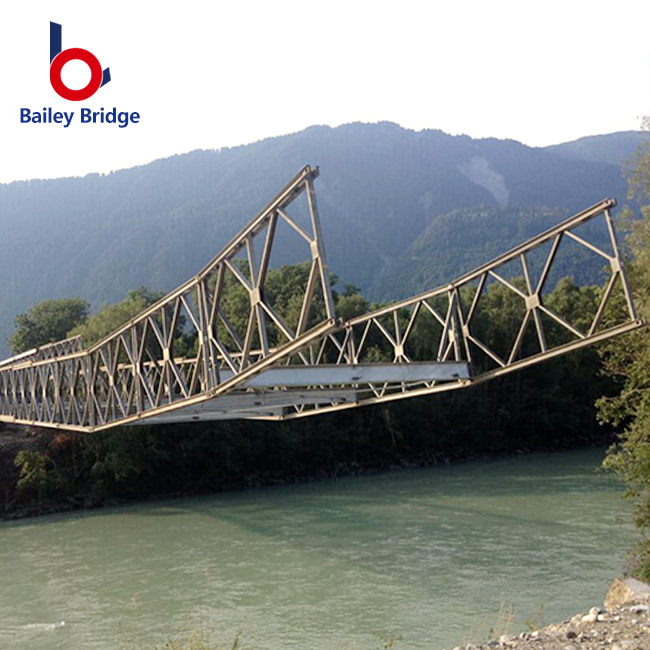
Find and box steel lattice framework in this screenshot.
[0,166,643,431]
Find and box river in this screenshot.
[0,448,633,650]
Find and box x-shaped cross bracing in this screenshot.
[0,167,643,431]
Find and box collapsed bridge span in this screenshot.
[0,166,643,432]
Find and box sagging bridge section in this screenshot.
[0,166,643,432]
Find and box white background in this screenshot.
[1,0,649,183]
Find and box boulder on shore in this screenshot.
[605,577,650,610]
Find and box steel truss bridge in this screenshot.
[0,166,643,432]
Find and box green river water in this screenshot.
[0,448,633,650]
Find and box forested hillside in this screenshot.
[543,131,648,165]
[0,122,633,357]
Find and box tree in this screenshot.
[598,122,650,579]
[68,287,163,346]
[8,297,89,354]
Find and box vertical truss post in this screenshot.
[197,278,217,392]
[604,207,637,320]
[306,174,336,322]
[451,288,464,362]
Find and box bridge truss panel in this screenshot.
[0,170,644,432]
[259,198,643,420]
[0,166,338,431]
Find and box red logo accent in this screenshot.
[50,48,103,102]
[49,22,111,101]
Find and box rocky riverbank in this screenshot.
[444,579,650,650]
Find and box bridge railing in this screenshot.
[0,335,84,368]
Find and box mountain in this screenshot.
[543,131,649,166]
[370,204,613,300]
[0,122,631,357]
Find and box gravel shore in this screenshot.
[444,601,650,650]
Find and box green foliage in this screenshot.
[337,291,370,321]
[624,538,650,583]
[598,130,650,578]
[14,450,67,502]
[76,426,172,499]
[8,297,89,354]
[69,287,163,346]
[215,262,365,350]
[14,451,48,498]
[7,287,163,359]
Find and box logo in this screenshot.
[49,22,111,101]
[19,22,138,128]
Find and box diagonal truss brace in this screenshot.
[267,197,643,420]
[0,171,644,431]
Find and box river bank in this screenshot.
[0,420,617,521]
[444,580,650,650]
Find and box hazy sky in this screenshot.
[1,0,649,184]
